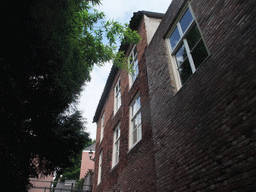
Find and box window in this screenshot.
[168,5,209,89]
[100,113,104,142]
[129,46,139,85]
[114,79,121,113]
[129,94,141,149]
[97,151,102,185]
[112,124,120,167]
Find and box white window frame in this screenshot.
[112,123,120,168]
[97,151,102,185]
[100,113,104,142]
[114,78,121,114]
[129,93,142,149]
[129,45,139,87]
[166,4,209,90]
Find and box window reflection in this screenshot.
[191,40,208,68]
[175,45,187,67]
[132,58,138,82]
[133,126,137,144]
[170,27,180,49]
[178,59,192,84]
[187,25,201,50]
[132,97,140,116]
[180,8,193,32]
[168,6,209,87]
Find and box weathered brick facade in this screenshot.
[146,0,256,191]
[92,0,256,191]
[93,12,163,192]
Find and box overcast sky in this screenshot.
[77,0,172,140]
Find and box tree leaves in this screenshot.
[1,0,140,190]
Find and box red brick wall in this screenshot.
[146,0,256,191]
[80,151,95,179]
[29,175,54,192]
[93,16,157,192]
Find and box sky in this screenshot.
[77,0,172,140]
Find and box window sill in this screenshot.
[127,139,142,154]
[175,54,211,94]
[129,75,139,91]
[113,107,121,121]
[110,162,119,172]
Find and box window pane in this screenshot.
[116,141,119,151]
[170,27,181,49]
[129,57,133,64]
[133,118,137,129]
[178,59,192,84]
[133,46,137,56]
[115,129,118,139]
[138,124,142,141]
[133,129,137,144]
[137,113,141,126]
[117,152,119,162]
[180,8,193,32]
[175,44,187,67]
[191,40,208,68]
[118,92,121,108]
[135,59,139,74]
[187,25,201,50]
[132,58,138,82]
[132,96,140,116]
[135,97,140,113]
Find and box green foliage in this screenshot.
[74,178,85,190]
[1,0,140,191]
[57,140,96,182]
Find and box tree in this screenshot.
[56,140,96,182]
[1,0,140,191]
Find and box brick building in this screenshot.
[80,143,95,191]
[80,143,95,180]
[92,11,164,192]
[28,175,54,192]
[93,0,256,191]
[146,0,256,191]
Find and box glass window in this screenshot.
[186,25,201,49]
[114,79,121,113]
[178,59,192,84]
[175,44,187,67]
[100,113,104,141]
[191,40,208,69]
[112,124,120,167]
[130,95,141,147]
[132,96,141,116]
[180,8,193,32]
[168,6,209,87]
[129,46,139,84]
[170,27,181,49]
[97,152,102,185]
